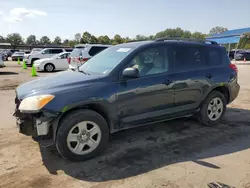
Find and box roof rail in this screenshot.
[155,37,218,45]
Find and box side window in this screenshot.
[60,53,69,59]
[42,49,51,54]
[51,49,63,54]
[89,47,108,56]
[127,47,168,77]
[172,46,204,71]
[205,48,222,67]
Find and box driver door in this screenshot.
[116,45,174,127]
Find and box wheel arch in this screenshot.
[201,84,230,105]
[31,58,40,64]
[52,102,113,141]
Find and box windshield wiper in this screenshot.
[77,68,90,75]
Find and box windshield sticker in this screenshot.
[117,48,131,52]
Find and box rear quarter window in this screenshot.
[172,45,205,71]
[88,46,108,56]
[204,47,223,67]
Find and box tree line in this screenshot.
[0,26,228,48]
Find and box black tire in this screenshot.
[56,109,109,161]
[44,63,55,72]
[198,91,227,126]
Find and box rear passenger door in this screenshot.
[170,44,210,115]
[56,53,70,70]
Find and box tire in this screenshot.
[56,109,109,161]
[198,91,226,126]
[44,63,55,72]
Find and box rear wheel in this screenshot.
[56,109,109,161]
[198,91,226,126]
[44,63,55,72]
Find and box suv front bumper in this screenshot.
[13,97,56,139]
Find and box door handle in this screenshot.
[163,79,173,85]
[206,73,212,79]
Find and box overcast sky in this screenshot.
[0,0,250,40]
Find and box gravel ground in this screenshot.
[0,61,250,188]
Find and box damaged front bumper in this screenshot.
[13,97,59,139]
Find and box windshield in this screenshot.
[79,46,134,75]
[70,48,84,57]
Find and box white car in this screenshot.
[33,52,71,72]
[68,44,111,70]
[23,48,43,62]
[26,48,67,66]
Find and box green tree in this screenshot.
[90,35,98,43]
[192,32,206,39]
[63,39,69,45]
[81,31,92,43]
[103,35,110,44]
[148,35,154,40]
[40,36,51,44]
[53,36,62,44]
[6,33,23,47]
[113,34,123,44]
[68,40,77,47]
[0,35,5,43]
[209,26,228,35]
[124,37,131,43]
[182,31,192,38]
[26,35,36,45]
[135,34,148,41]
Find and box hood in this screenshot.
[16,70,103,99]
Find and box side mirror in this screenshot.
[122,67,139,79]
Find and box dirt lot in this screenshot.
[1,61,250,188]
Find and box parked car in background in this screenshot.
[68,44,111,70]
[1,53,8,61]
[23,48,43,63]
[0,54,5,68]
[14,38,239,161]
[234,50,250,61]
[64,48,73,52]
[11,52,25,61]
[26,48,67,66]
[34,52,71,72]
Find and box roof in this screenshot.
[206,27,250,44]
[116,41,152,48]
[117,39,220,49]
[75,44,112,48]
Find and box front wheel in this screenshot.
[44,63,55,72]
[198,91,226,126]
[56,109,109,161]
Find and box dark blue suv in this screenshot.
[14,38,240,161]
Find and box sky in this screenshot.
[0,0,250,40]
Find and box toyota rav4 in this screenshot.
[14,38,240,161]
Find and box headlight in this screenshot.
[19,94,55,112]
